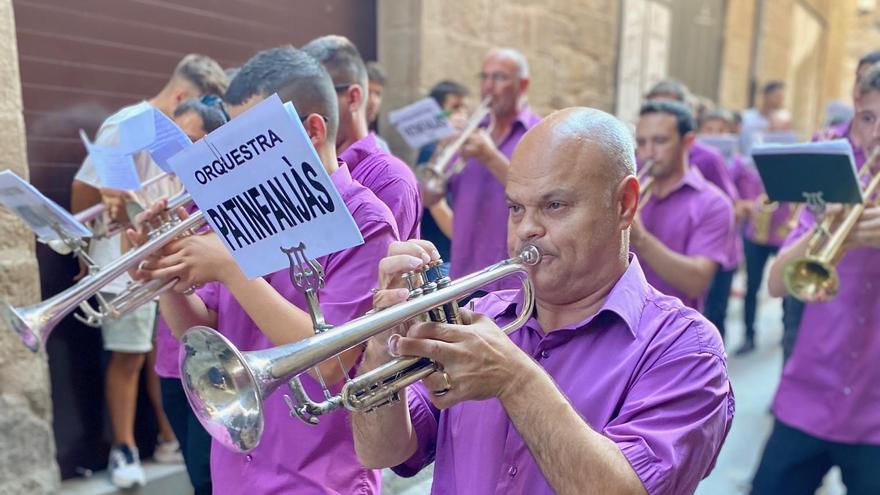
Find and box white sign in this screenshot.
[697,134,739,165]
[80,129,142,191]
[0,170,91,241]
[118,106,192,172]
[168,94,363,279]
[388,97,455,149]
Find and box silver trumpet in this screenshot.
[1,192,201,351]
[417,96,492,195]
[48,172,175,255]
[179,245,541,453]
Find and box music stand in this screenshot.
[752,140,864,211]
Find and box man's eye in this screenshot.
[508,204,523,214]
[548,202,563,210]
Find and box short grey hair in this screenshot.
[487,47,530,79]
[550,107,636,178]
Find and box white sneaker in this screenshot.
[153,437,184,464]
[108,444,146,488]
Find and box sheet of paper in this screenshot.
[388,97,455,149]
[0,170,91,241]
[80,130,142,191]
[147,110,193,172]
[168,94,364,279]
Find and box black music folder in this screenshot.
[751,139,864,204]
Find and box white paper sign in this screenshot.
[0,170,91,241]
[697,135,739,165]
[119,107,193,172]
[168,94,363,279]
[388,97,455,149]
[79,129,142,191]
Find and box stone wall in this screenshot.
[377,0,619,160]
[719,0,852,134]
[0,0,59,493]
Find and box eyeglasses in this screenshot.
[200,94,230,122]
[478,72,515,84]
[334,83,355,93]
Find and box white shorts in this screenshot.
[100,294,157,353]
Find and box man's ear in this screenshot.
[347,84,365,113]
[618,175,640,229]
[681,130,697,150]
[302,113,328,148]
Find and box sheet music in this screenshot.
[0,170,91,241]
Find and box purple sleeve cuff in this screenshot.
[391,383,440,477]
[619,440,667,495]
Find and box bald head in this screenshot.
[506,108,638,306]
[513,107,635,186]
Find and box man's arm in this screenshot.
[630,222,718,299]
[71,180,101,214]
[429,199,454,238]
[461,129,510,185]
[501,357,648,495]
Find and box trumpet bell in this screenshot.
[783,258,840,302]
[2,301,49,352]
[181,326,264,453]
[416,166,446,195]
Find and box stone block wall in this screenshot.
[0,0,60,493]
[377,0,619,160]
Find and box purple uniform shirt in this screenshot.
[730,155,791,247]
[394,256,734,495]
[340,132,422,240]
[690,141,742,267]
[448,106,540,285]
[773,129,880,444]
[636,167,736,310]
[188,164,397,494]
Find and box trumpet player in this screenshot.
[303,35,422,241]
[422,48,541,290]
[631,100,736,312]
[748,62,880,495]
[133,47,398,494]
[355,108,733,495]
[70,53,228,489]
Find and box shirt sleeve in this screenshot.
[603,329,734,495]
[391,381,442,477]
[684,193,735,268]
[696,151,739,201]
[373,177,423,241]
[319,214,399,325]
[781,207,816,250]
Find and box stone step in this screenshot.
[60,462,192,495]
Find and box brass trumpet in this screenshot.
[783,149,880,302]
[637,159,656,209]
[752,195,780,245]
[179,245,541,453]
[417,96,492,195]
[1,192,200,351]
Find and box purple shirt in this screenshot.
[772,129,880,444]
[340,132,422,241]
[636,167,736,310]
[448,106,541,286]
[731,155,792,247]
[394,256,734,495]
[690,141,742,267]
[192,164,397,494]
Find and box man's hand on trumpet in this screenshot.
[366,239,537,409]
[845,205,880,250]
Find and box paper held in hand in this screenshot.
[388,97,455,149]
[752,139,864,205]
[0,170,91,241]
[168,94,363,279]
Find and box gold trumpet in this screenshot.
[637,159,656,209]
[752,195,780,245]
[1,192,200,351]
[417,96,492,195]
[783,149,880,302]
[179,245,541,453]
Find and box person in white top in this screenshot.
[70,54,227,489]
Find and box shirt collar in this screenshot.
[493,254,650,337]
[338,133,379,173]
[331,160,354,193]
[479,103,538,131]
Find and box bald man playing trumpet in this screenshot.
[354,108,734,495]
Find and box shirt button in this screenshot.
[508,465,517,477]
[851,351,859,359]
[540,350,550,359]
[866,282,873,290]
[245,454,253,462]
[858,317,866,325]
[843,387,852,396]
